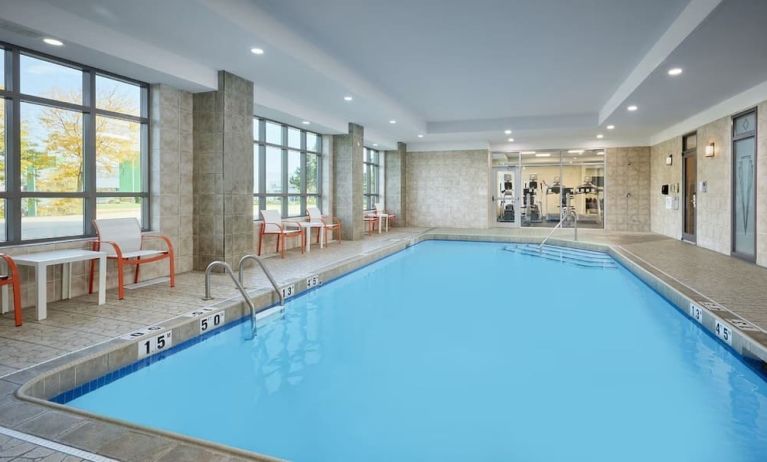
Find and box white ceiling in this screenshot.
[0,0,765,151]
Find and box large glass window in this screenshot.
[253,118,322,218]
[511,150,604,229]
[0,43,149,243]
[363,147,380,210]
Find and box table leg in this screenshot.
[386,216,389,232]
[320,227,325,248]
[306,228,312,253]
[378,215,383,234]
[97,256,106,305]
[35,264,47,320]
[62,262,72,300]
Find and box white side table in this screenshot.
[13,249,107,320]
[298,222,325,252]
[375,213,390,233]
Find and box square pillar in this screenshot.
[192,71,254,270]
[385,142,407,226]
[333,123,364,240]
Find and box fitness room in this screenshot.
[493,149,605,228]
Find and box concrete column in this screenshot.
[150,84,194,274]
[333,123,364,240]
[192,71,254,270]
[385,142,407,227]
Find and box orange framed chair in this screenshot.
[257,210,305,258]
[374,203,395,230]
[0,254,22,327]
[363,214,378,235]
[88,218,175,300]
[307,207,341,246]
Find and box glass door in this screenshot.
[493,152,521,227]
[682,133,697,242]
[732,110,757,261]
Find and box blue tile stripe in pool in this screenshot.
[51,316,247,404]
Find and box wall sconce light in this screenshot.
[665,154,673,166]
[705,142,715,157]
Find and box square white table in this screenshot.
[12,249,107,320]
[298,222,325,252]
[374,213,390,233]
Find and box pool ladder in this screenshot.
[201,255,284,339]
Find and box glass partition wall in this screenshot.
[492,150,604,228]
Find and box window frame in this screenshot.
[0,41,149,245]
[363,147,380,211]
[253,117,322,219]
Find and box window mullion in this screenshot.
[83,70,96,235]
[7,49,20,242]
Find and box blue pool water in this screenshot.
[65,241,767,461]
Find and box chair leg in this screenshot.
[88,240,98,294]
[278,235,284,258]
[316,228,320,244]
[276,235,280,253]
[168,254,175,289]
[117,259,125,300]
[300,231,305,254]
[88,259,95,294]
[12,278,21,327]
[134,258,140,284]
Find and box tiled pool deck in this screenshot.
[1,226,767,461]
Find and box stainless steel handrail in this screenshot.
[202,261,258,338]
[237,254,284,306]
[538,209,578,250]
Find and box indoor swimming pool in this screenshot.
[58,241,767,461]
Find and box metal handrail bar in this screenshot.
[237,254,284,306]
[539,209,578,250]
[202,261,258,338]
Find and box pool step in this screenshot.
[505,244,617,268]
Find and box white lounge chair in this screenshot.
[89,218,175,300]
[307,207,342,246]
[257,210,305,258]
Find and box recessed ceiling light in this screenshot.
[389,120,397,124]
[504,129,512,135]
[373,143,378,147]
[344,96,353,101]
[507,138,515,142]
[627,105,638,112]
[668,68,683,76]
[43,38,63,46]
[521,151,536,155]
[596,134,604,139]
[301,121,311,125]
[250,47,264,55]
[417,134,424,138]
[596,151,605,156]
[568,150,584,154]
[535,153,551,157]
[606,125,615,130]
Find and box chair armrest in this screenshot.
[96,240,125,259]
[142,234,175,253]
